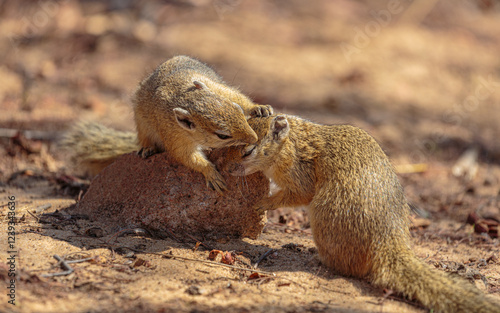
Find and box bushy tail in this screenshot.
[371,247,500,313]
[60,121,139,176]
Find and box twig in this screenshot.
[42,255,74,278]
[77,190,84,202]
[165,228,181,241]
[253,248,276,269]
[24,204,52,221]
[185,233,214,250]
[26,210,39,221]
[33,203,52,213]
[106,245,338,294]
[162,253,276,276]
[0,128,60,141]
[61,251,94,264]
[65,257,95,264]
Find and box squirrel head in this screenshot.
[172,80,258,149]
[224,115,290,176]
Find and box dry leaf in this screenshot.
[221,251,235,265]
[247,272,268,281]
[208,250,223,261]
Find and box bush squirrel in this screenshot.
[62,56,272,192]
[225,114,500,313]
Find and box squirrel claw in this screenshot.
[206,173,227,194]
[254,200,269,214]
[254,198,275,214]
[251,105,274,118]
[254,205,267,215]
[138,147,160,159]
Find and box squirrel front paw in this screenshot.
[205,170,227,194]
[254,205,267,215]
[250,105,274,118]
[138,146,160,159]
[253,199,272,214]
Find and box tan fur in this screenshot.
[226,115,500,313]
[62,56,273,191]
[60,121,139,176]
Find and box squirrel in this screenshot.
[225,114,500,313]
[62,55,272,192]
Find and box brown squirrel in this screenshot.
[62,56,272,192]
[225,114,500,313]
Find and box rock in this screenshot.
[74,150,268,239]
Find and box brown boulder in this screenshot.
[74,151,268,239]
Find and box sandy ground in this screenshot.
[1,1,500,312]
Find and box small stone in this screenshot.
[74,149,268,239]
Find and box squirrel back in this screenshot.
[226,115,500,313]
[133,55,260,151]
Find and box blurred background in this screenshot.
[0,0,499,217]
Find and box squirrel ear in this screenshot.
[193,81,207,90]
[173,108,196,131]
[271,115,289,140]
[232,102,245,115]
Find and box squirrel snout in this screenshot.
[244,130,258,144]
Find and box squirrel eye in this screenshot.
[215,133,232,140]
[242,145,256,158]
